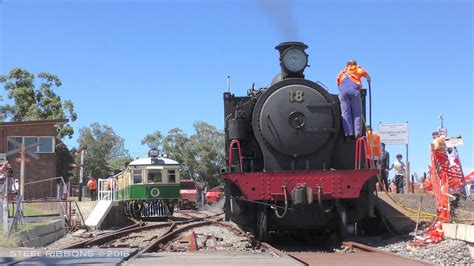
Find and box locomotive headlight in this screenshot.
[148,148,159,158]
[282,48,308,73]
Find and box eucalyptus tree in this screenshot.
[0,68,77,138]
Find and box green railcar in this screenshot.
[117,149,180,218]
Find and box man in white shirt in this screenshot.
[389,154,406,193]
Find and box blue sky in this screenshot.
[1,0,472,178]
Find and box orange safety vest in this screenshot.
[337,65,369,87]
[88,179,97,190]
[433,137,447,152]
[366,131,381,158]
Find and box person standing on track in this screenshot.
[380,143,390,190]
[389,154,406,193]
[336,60,371,141]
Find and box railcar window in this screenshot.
[148,169,162,183]
[133,170,142,184]
[168,170,176,183]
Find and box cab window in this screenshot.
[168,170,176,183]
[148,169,162,183]
[133,170,142,184]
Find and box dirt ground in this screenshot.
[380,192,474,221]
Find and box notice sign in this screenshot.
[446,136,463,148]
[379,123,409,145]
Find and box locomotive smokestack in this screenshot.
[275,42,308,79]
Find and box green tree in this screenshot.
[56,141,75,182]
[190,122,225,187]
[0,68,77,138]
[162,128,197,179]
[141,130,163,150]
[78,122,130,179]
[108,156,133,173]
[0,95,4,121]
[143,122,225,187]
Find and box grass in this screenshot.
[0,221,51,248]
[8,204,47,216]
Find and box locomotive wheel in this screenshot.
[256,209,268,241]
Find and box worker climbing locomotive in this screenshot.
[221,42,379,240]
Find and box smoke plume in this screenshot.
[254,0,300,41]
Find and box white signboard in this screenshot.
[379,123,409,145]
[446,136,463,148]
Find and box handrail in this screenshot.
[228,139,243,172]
[355,136,376,170]
[72,199,88,231]
[98,177,117,201]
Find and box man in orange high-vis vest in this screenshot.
[365,127,381,167]
[337,60,371,140]
[87,176,97,201]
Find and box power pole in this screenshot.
[78,147,86,202]
[20,144,25,198]
[2,181,8,235]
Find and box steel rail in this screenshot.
[342,241,432,265]
[212,221,296,260]
[64,220,193,249]
[63,222,146,249]
[140,219,222,253]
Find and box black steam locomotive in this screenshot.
[222,42,379,240]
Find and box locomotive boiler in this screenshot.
[221,42,379,240]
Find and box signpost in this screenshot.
[75,147,87,201]
[379,122,410,193]
[5,137,40,231]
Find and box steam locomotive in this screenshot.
[221,42,379,240]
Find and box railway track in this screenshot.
[64,213,222,249]
[57,211,432,265]
[286,241,432,266]
[60,212,230,261]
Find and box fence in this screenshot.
[24,176,69,200]
[98,177,117,201]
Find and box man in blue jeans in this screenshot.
[336,60,371,141]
